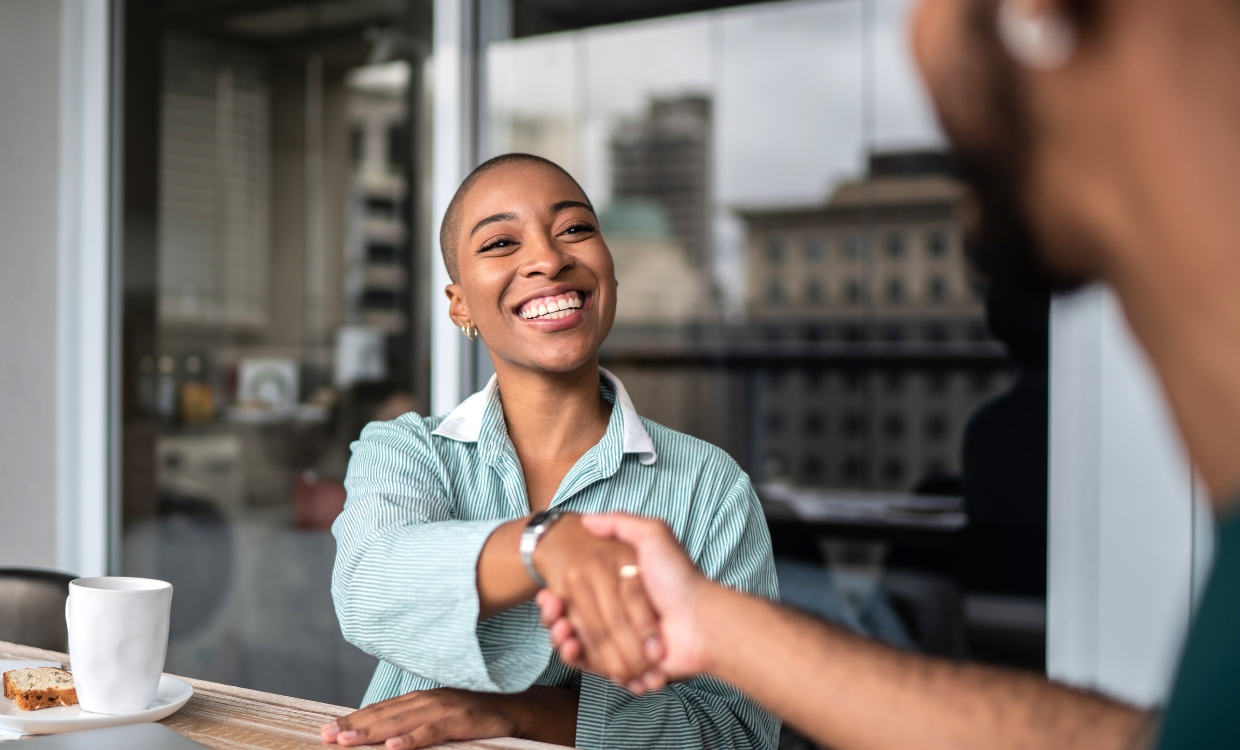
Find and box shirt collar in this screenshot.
[430,367,657,466]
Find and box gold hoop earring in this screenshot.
[460,322,478,341]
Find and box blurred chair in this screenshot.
[0,569,76,652]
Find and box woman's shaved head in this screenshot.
[439,153,590,282]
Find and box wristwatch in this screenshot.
[519,509,565,588]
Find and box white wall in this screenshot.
[0,0,63,570]
[0,0,110,576]
[1048,284,1214,707]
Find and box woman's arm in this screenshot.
[333,417,547,692]
[477,513,662,686]
[334,416,660,693]
[324,685,579,749]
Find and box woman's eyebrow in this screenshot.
[549,200,595,215]
[470,211,519,237]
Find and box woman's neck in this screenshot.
[492,358,612,511]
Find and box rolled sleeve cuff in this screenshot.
[336,516,551,692]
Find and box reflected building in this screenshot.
[737,151,1012,490]
[611,95,713,274]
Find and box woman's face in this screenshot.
[446,161,617,375]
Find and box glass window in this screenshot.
[766,236,785,263]
[885,232,906,258]
[886,276,905,304]
[805,279,825,305]
[927,228,949,257]
[116,1,428,705]
[804,235,826,261]
[843,233,869,260]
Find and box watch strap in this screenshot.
[519,509,564,588]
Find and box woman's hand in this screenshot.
[321,686,578,749]
[534,513,664,688]
[538,514,716,689]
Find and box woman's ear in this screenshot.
[445,283,472,327]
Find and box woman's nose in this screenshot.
[519,233,573,277]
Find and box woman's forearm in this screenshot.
[506,685,579,747]
[477,518,541,620]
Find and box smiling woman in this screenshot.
[324,154,780,750]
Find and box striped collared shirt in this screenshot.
[332,369,779,750]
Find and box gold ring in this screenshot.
[619,564,640,579]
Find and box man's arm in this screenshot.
[542,514,1150,750]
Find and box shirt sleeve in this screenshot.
[575,471,781,750]
[330,416,552,693]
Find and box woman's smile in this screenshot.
[513,288,590,331]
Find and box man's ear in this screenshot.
[445,284,472,327]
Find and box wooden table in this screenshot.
[1,641,562,749]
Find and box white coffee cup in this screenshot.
[65,577,173,714]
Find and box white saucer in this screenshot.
[0,674,194,735]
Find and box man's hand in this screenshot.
[537,513,717,689]
[534,513,665,686]
[320,686,578,749]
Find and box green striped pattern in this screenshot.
[332,371,779,749]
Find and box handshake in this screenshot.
[532,513,713,694]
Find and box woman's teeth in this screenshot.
[518,293,584,320]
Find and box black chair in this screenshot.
[0,569,77,652]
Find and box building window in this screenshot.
[884,369,904,393]
[928,275,948,302]
[767,280,785,305]
[766,236,785,263]
[882,457,905,483]
[882,413,905,439]
[805,368,824,391]
[886,277,905,304]
[801,456,824,481]
[843,411,867,438]
[805,280,825,305]
[924,412,949,440]
[804,235,825,261]
[882,323,905,341]
[927,370,948,394]
[846,278,867,304]
[885,232,906,258]
[926,322,949,341]
[843,233,868,259]
[842,456,867,482]
[926,229,948,257]
[803,412,825,437]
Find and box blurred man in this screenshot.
[539,0,1240,747]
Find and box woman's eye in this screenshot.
[562,222,595,236]
[479,238,515,252]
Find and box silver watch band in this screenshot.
[519,509,564,588]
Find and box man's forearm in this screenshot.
[697,585,1148,750]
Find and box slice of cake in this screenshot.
[2,667,78,711]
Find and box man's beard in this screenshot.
[947,0,1089,304]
